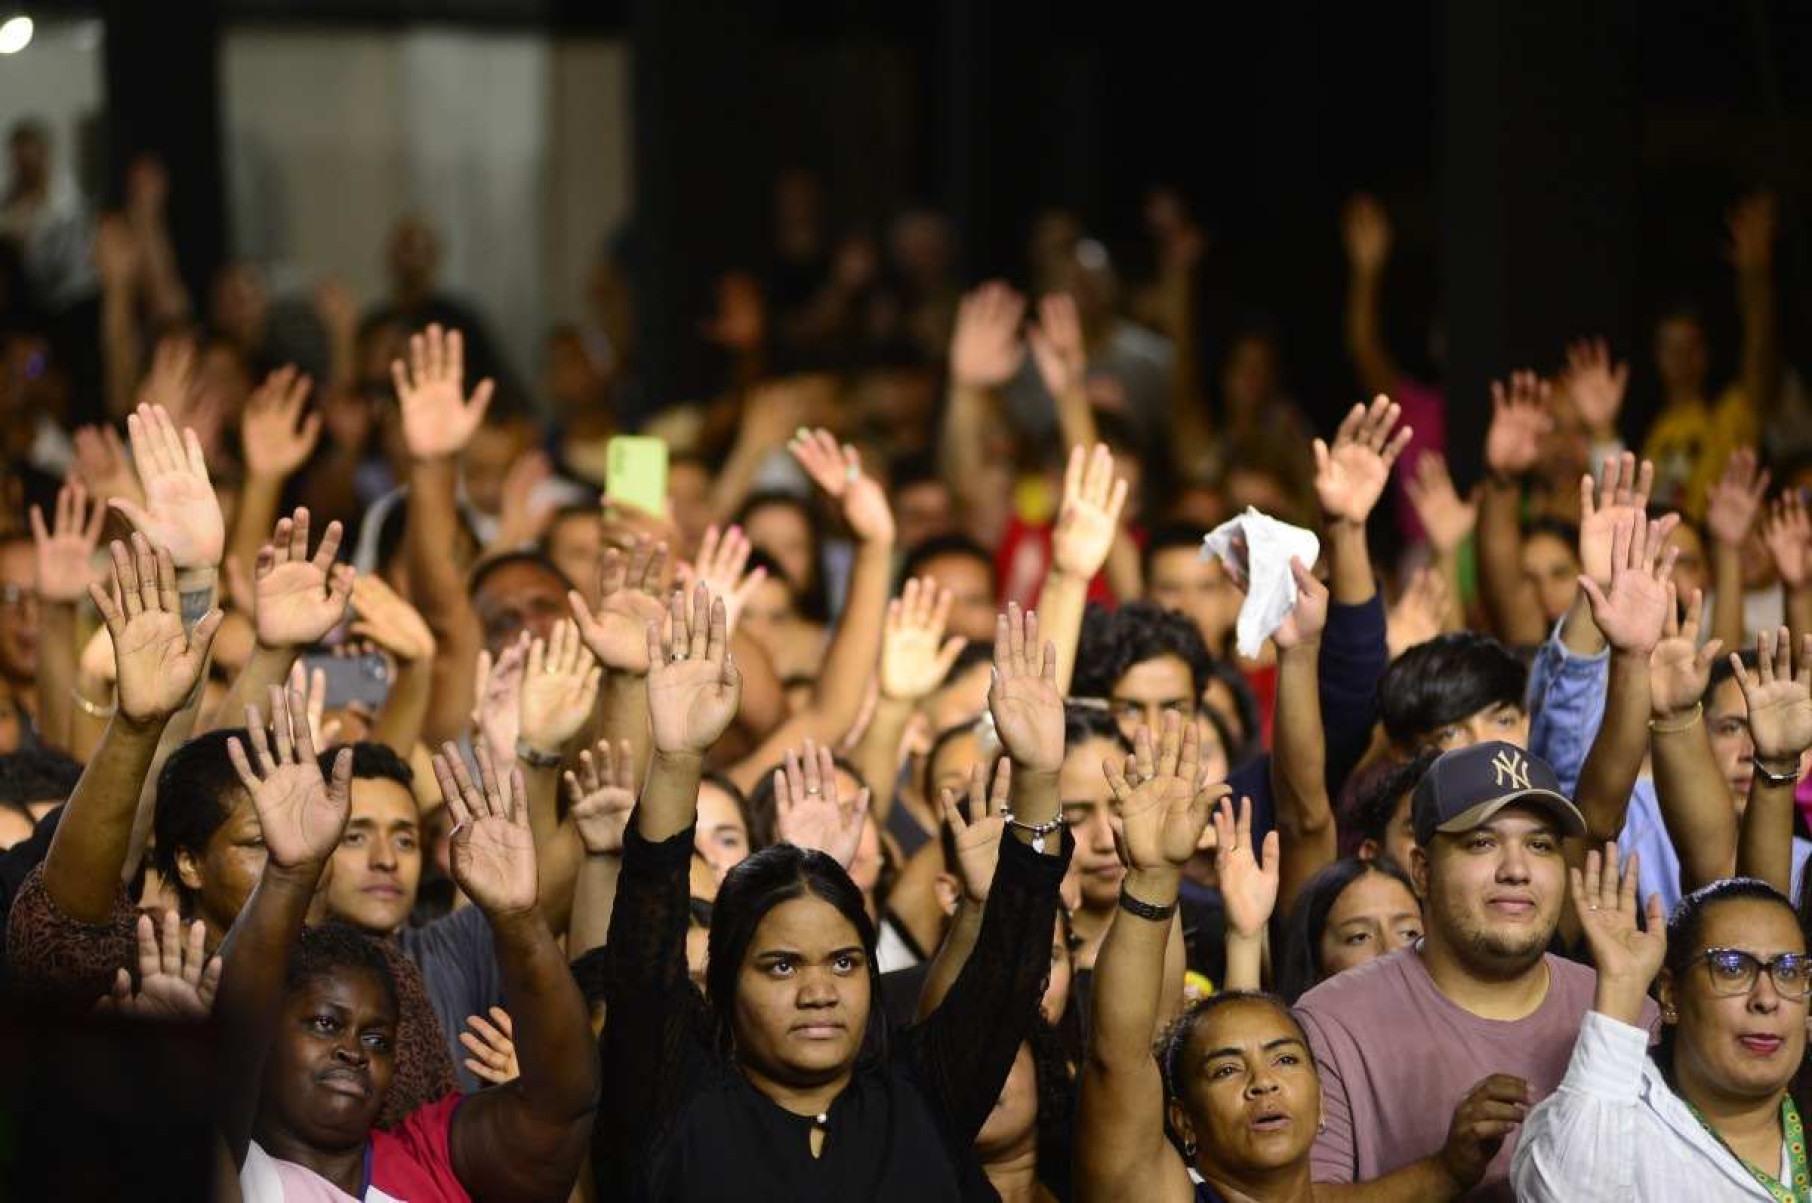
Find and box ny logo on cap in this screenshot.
[1492,749,1531,792]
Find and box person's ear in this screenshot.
[1658,968,1680,1026]
[1410,843,1432,901]
[932,872,961,918]
[1166,1096,1197,1154]
[174,847,204,893]
[1357,838,1380,862]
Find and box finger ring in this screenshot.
[1225,843,1237,854]
[671,651,689,662]
[805,786,822,797]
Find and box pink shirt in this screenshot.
[1294,947,1656,1201]
[241,1094,470,1203]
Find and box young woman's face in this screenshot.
[733,895,871,1086]
[1172,1000,1321,1178]
[1058,736,1130,912]
[1316,871,1423,981]
[1664,898,1809,1107]
[258,970,396,1153]
[695,782,752,882]
[1519,531,1579,625]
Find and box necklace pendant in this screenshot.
[1032,833,1046,853]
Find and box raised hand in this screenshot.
[30,479,106,604]
[646,584,742,756]
[459,1006,521,1087]
[1727,191,1778,273]
[287,660,343,751]
[251,509,354,649]
[227,685,353,871]
[790,427,894,544]
[1578,453,1659,588]
[564,738,636,855]
[137,336,198,419]
[472,633,528,769]
[110,403,224,570]
[96,913,222,1023]
[1649,586,1722,720]
[1313,395,1413,525]
[773,740,870,870]
[1213,795,1281,941]
[1578,512,1678,656]
[390,323,496,462]
[71,424,142,510]
[1027,291,1086,398]
[1104,715,1230,872]
[88,535,223,724]
[988,604,1063,774]
[1562,338,1629,438]
[241,366,322,481]
[941,759,1011,904]
[1386,566,1448,659]
[434,742,537,917]
[570,537,670,674]
[676,524,766,635]
[1050,443,1131,579]
[349,573,436,663]
[1764,492,1811,591]
[1703,447,1770,548]
[1732,628,1812,765]
[519,618,603,757]
[1484,372,1553,479]
[950,281,1027,390]
[1571,843,1666,1025]
[880,577,967,703]
[1273,557,1329,651]
[1403,453,1476,555]
[1438,1075,1532,1193]
[1341,193,1392,274]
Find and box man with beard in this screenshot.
[1293,742,1658,1201]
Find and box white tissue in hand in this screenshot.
[1200,508,1321,658]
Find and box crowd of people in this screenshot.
[4,112,1812,1201]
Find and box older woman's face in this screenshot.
[258,970,396,1154]
[1664,898,1809,1107]
[1171,1000,1321,1179]
[732,895,871,1087]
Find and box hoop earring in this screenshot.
[1182,1138,1197,1159]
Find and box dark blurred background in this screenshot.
[4,0,1811,471]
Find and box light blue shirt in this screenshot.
[1525,619,1611,796]
[1618,778,1812,912]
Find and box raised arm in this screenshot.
[1476,375,1553,647]
[728,430,894,786]
[570,538,670,775]
[1703,448,1770,654]
[438,746,598,1203]
[1764,494,1812,647]
[228,368,322,578]
[1570,515,1675,859]
[855,578,965,824]
[914,759,1011,1018]
[1271,559,1336,911]
[214,686,354,1164]
[1341,195,1399,399]
[1730,193,1781,420]
[29,480,107,753]
[392,324,494,744]
[1076,716,1229,1203]
[1733,630,1812,894]
[939,283,1025,529]
[1650,597,1738,891]
[201,509,353,734]
[1043,443,1130,693]
[564,739,635,959]
[42,537,221,922]
[909,604,1069,1143]
[515,618,602,933]
[1314,395,1412,608]
[1216,796,1281,992]
[347,573,437,756]
[1403,454,1475,631]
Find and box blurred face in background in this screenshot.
[462,421,535,517]
[1519,530,1579,625]
[894,480,955,553]
[743,503,815,606]
[1148,546,1240,657]
[1667,522,1709,602]
[0,540,36,684]
[1221,334,1280,420]
[1654,313,1710,400]
[914,552,997,645]
[667,461,714,559]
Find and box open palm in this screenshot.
[1484,373,1552,477]
[1105,717,1224,870]
[1313,396,1410,525]
[647,586,741,755]
[1213,797,1279,940]
[1736,630,1812,763]
[437,746,538,915]
[571,539,669,673]
[391,324,495,461]
[988,605,1063,773]
[228,690,351,870]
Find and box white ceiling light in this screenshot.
[0,16,34,55]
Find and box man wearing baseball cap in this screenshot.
[1292,741,1658,1201]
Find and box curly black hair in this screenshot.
[287,922,398,1017]
[1073,601,1214,702]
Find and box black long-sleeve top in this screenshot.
[592,821,1073,1202]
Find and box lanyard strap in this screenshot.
[1686,1095,1811,1202]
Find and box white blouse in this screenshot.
[1512,1011,1792,1201]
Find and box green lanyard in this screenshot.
[1686,1095,1812,1202]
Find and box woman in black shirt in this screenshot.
[594,593,1071,1201]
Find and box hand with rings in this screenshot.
[773,739,870,871]
[1213,794,1279,942]
[646,583,742,757]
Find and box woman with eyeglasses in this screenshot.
[1515,851,1812,1201]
